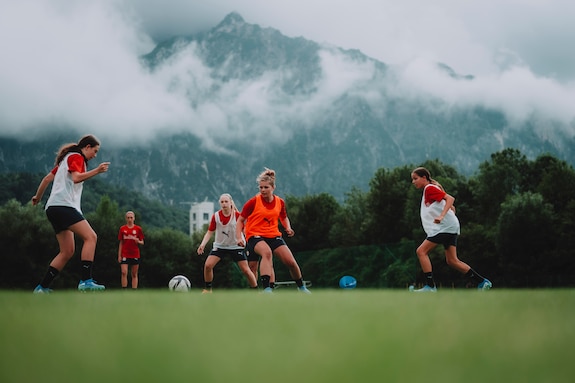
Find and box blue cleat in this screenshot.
[478,279,492,291]
[78,279,105,291]
[262,287,274,294]
[413,285,437,292]
[298,286,312,294]
[33,285,53,294]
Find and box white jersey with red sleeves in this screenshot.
[46,152,86,213]
[420,184,460,237]
[213,210,243,250]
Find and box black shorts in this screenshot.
[427,232,458,248]
[209,248,247,262]
[120,257,140,265]
[46,206,85,234]
[246,236,286,262]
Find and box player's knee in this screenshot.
[445,257,459,267]
[61,248,75,259]
[83,230,97,244]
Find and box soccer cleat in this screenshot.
[262,287,274,294]
[78,279,105,291]
[33,285,53,294]
[413,285,437,292]
[201,289,212,294]
[478,279,492,291]
[298,286,312,294]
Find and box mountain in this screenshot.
[1,12,573,206]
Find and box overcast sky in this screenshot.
[1,0,574,145]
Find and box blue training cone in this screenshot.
[339,275,357,289]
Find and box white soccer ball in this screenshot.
[168,275,191,292]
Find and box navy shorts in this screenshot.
[427,232,458,248]
[46,206,85,234]
[246,236,286,261]
[209,248,247,262]
[120,257,140,265]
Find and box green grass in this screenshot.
[1,289,574,383]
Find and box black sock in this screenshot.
[294,278,304,288]
[425,272,436,288]
[269,281,275,289]
[260,275,271,289]
[465,269,485,284]
[205,281,213,289]
[40,266,59,288]
[81,260,93,281]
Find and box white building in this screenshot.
[189,201,214,235]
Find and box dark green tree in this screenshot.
[285,193,341,251]
[142,228,202,289]
[85,196,125,288]
[495,192,557,287]
[0,200,55,289]
[530,154,575,214]
[328,187,369,247]
[364,165,413,244]
[470,148,530,224]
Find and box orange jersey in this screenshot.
[243,194,285,240]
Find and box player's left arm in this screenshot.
[280,216,295,237]
[70,162,110,183]
[435,193,456,223]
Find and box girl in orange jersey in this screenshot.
[236,168,310,293]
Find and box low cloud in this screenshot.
[1,0,574,150]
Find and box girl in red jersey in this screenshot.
[31,135,110,293]
[411,167,492,292]
[236,168,310,293]
[197,193,257,292]
[118,211,145,289]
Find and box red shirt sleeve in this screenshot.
[67,153,85,173]
[240,197,257,218]
[50,166,58,175]
[279,199,287,220]
[424,185,446,205]
[208,214,217,231]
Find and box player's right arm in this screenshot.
[118,240,123,263]
[31,171,55,205]
[197,229,215,255]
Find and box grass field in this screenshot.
[1,288,574,383]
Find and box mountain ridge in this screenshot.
[1,12,573,205]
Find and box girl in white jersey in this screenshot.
[411,167,492,292]
[31,135,110,293]
[196,193,257,292]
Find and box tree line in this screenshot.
[1,148,574,290]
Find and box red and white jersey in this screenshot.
[420,184,460,237]
[46,152,86,213]
[212,210,243,250]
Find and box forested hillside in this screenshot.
[0,173,189,232]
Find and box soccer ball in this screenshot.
[169,275,191,292]
[339,275,357,289]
